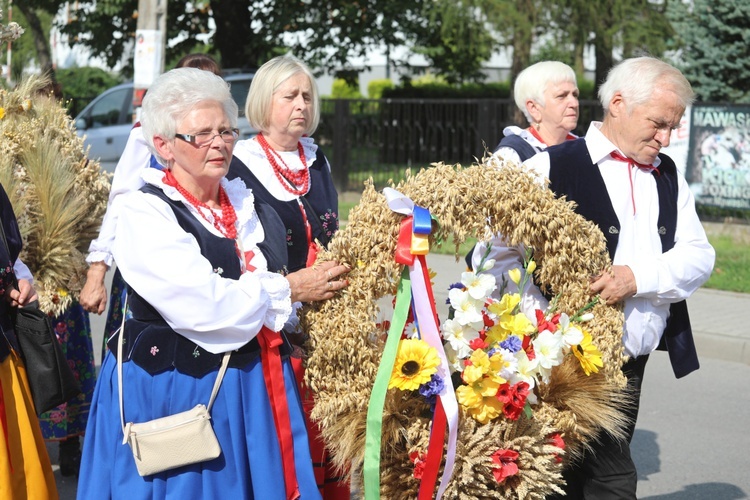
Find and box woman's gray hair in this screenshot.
[245,55,320,136]
[513,61,577,124]
[598,56,695,114]
[141,67,238,163]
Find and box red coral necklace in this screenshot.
[163,169,238,240]
[257,132,309,195]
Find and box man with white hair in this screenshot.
[524,57,715,498]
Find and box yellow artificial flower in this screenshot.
[508,268,521,285]
[526,259,537,274]
[389,338,440,391]
[0,107,5,120]
[485,323,511,344]
[573,330,603,375]
[456,376,501,409]
[499,312,535,337]
[21,99,32,111]
[466,396,504,424]
[488,293,520,317]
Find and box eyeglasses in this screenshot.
[174,129,239,147]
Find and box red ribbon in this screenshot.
[257,326,300,500]
[419,398,447,499]
[395,217,415,265]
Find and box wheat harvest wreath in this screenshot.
[300,160,634,499]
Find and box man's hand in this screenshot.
[589,265,637,305]
[80,262,109,314]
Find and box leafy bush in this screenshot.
[382,79,511,99]
[57,67,123,116]
[331,78,363,99]
[56,67,122,100]
[367,79,394,99]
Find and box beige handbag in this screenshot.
[117,310,231,477]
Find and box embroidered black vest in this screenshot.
[228,147,339,273]
[547,139,698,378]
[108,184,291,377]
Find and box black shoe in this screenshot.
[59,437,81,477]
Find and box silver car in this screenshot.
[74,73,256,172]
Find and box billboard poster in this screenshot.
[661,106,691,176]
[686,104,750,210]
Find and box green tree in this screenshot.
[2,0,60,81]
[59,0,430,77]
[483,0,542,84]
[412,0,495,84]
[669,0,750,103]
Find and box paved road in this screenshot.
[55,256,750,499]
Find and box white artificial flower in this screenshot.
[510,350,538,389]
[495,348,519,381]
[557,313,584,349]
[443,342,464,373]
[477,258,496,273]
[579,313,594,322]
[441,318,479,358]
[404,322,420,339]
[532,330,565,383]
[460,270,496,300]
[448,287,485,327]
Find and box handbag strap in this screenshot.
[117,296,231,434]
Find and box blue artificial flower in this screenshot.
[500,335,523,353]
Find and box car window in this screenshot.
[227,78,252,116]
[89,88,132,128]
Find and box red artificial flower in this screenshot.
[482,311,495,328]
[469,337,488,350]
[495,382,530,420]
[535,310,561,333]
[496,383,511,404]
[410,451,427,479]
[491,448,520,483]
[548,433,565,464]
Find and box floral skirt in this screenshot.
[38,302,96,440]
[77,350,320,499]
[0,354,58,499]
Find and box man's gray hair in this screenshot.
[598,57,695,113]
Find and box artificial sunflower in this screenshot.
[573,329,604,375]
[389,338,440,391]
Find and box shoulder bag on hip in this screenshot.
[116,303,231,476]
[0,219,81,415]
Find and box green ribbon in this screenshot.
[363,267,412,499]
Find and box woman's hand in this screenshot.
[6,279,38,308]
[80,262,109,314]
[285,261,350,303]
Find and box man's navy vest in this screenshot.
[546,139,698,378]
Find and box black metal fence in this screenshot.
[317,98,604,192]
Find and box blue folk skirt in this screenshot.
[77,351,320,499]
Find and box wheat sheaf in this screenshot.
[0,75,110,315]
[301,160,632,498]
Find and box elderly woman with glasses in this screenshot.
[77,67,344,499]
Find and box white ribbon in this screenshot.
[385,187,458,500]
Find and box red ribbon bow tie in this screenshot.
[609,151,659,215]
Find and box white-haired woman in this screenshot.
[228,56,348,499]
[469,61,581,303]
[493,60,580,165]
[77,67,346,499]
